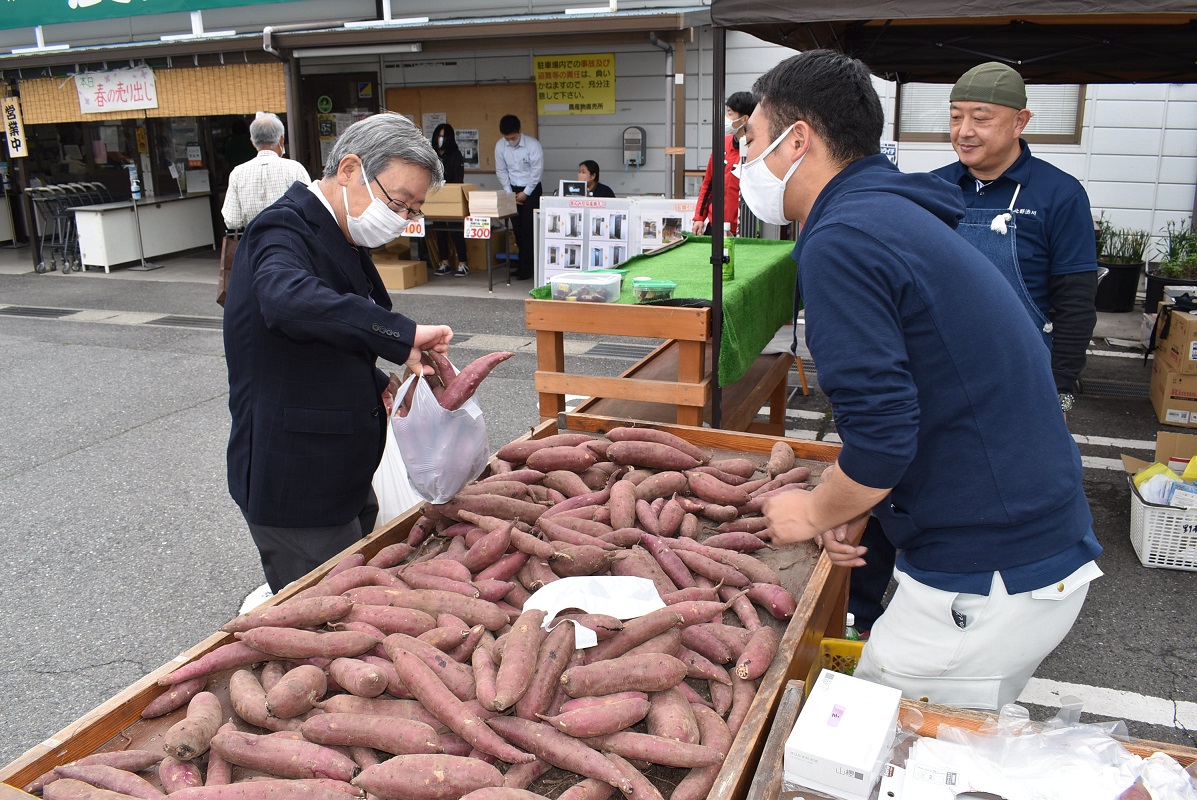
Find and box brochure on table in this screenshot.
[539,196,696,286]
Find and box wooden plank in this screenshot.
[526,299,710,340]
[535,370,710,407]
[561,416,844,462]
[535,329,566,419]
[720,353,792,433]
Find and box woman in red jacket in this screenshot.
[692,91,756,236]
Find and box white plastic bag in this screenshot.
[371,417,423,527]
[391,371,489,504]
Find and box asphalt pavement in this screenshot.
[0,249,1193,768]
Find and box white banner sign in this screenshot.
[74,67,158,114]
[2,97,27,158]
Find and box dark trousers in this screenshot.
[511,183,541,278]
[242,490,378,593]
[848,515,898,632]
[436,225,468,265]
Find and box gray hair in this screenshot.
[322,112,444,189]
[249,112,285,148]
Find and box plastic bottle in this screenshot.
[844,612,861,641]
[721,221,735,281]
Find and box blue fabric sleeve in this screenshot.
[800,224,919,490]
[1048,183,1099,276]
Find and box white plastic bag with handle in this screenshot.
[371,417,422,527]
[391,371,489,504]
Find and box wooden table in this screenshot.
[0,419,847,800]
[748,680,1197,800]
[527,299,794,433]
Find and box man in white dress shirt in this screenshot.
[493,114,543,280]
[222,112,311,231]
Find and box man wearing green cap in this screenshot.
[932,62,1098,414]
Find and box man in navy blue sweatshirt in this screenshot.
[746,50,1102,711]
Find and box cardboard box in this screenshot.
[783,670,901,800]
[373,258,427,291]
[1153,306,1197,374]
[381,237,412,259]
[1150,355,1197,427]
[421,183,478,217]
[466,232,509,269]
[1121,430,1197,476]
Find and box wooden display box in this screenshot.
[0,419,847,800]
[747,680,1197,800]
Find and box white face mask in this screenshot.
[342,166,408,249]
[739,123,801,226]
[724,115,745,137]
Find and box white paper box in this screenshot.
[783,670,902,800]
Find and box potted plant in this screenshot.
[1143,217,1197,312]
[1094,213,1150,313]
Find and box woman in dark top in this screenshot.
[578,160,615,198]
[431,123,470,276]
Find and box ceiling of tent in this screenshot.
[710,0,1197,84]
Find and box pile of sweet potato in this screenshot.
[30,427,817,800]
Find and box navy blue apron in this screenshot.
[955,184,1053,349]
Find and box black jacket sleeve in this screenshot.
[1049,270,1098,393]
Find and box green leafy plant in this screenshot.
[1095,213,1149,265]
[1154,217,1197,279]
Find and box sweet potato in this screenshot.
[525,445,598,474]
[547,543,612,577]
[551,613,624,640]
[458,480,531,501]
[735,625,779,680]
[460,525,514,574]
[203,722,237,787]
[50,765,165,800]
[327,657,387,698]
[141,677,206,719]
[686,470,751,507]
[354,755,504,800]
[672,548,750,587]
[439,351,514,411]
[584,608,684,663]
[229,668,300,732]
[633,499,662,536]
[719,584,763,631]
[608,546,677,598]
[264,664,327,719]
[158,642,267,686]
[656,496,686,537]
[484,717,633,793]
[709,678,733,716]
[645,686,700,744]
[704,532,770,554]
[404,558,474,583]
[158,756,204,793]
[560,652,687,697]
[726,674,758,737]
[289,565,398,601]
[401,570,480,598]
[448,624,489,661]
[492,608,547,710]
[678,512,699,539]
[587,731,724,768]
[300,712,442,755]
[556,779,617,800]
[670,704,736,800]
[542,469,593,497]
[714,516,770,534]
[386,643,534,763]
[364,587,509,631]
[168,781,353,799]
[499,761,553,792]
[383,632,476,701]
[162,691,224,761]
[481,468,546,485]
[339,604,436,637]
[679,626,734,665]
[42,778,146,799]
[440,495,548,526]
[678,646,733,684]
[538,518,616,552]
[315,694,445,731]
[365,541,415,569]
[749,465,813,496]
[513,617,575,721]
[557,691,649,714]
[496,434,594,464]
[605,754,665,800]
[236,628,379,660]
[536,694,650,737]
[606,479,638,530]
[765,440,796,478]
[517,557,558,592]
[661,586,721,604]
[475,551,529,582]
[471,641,500,711]
[209,729,358,782]
[638,534,696,590]
[607,440,700,471]
[605,426,708,464]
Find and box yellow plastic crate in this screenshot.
[803,638,864,698]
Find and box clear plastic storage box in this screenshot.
[550,272,622,302]
[632,277,678,304]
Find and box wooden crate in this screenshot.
[0,419,848,800]
[747,680,1197,800]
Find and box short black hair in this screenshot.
[499,115,521,135]
[752,50,882,167]
[726,91,756,117]
[579,160,600,179]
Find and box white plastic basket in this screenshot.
[1127,475,1197,572]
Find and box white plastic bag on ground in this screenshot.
[391,372,489,504]
[372,414,423,526]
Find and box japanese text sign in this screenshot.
[75,68,159,114]
[3,97,27,158]
[533,54,615,116]
[464,217,491,239]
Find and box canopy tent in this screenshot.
[709,0,1197,84]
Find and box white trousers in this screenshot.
[854,561,1101,711]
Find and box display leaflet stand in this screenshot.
[1,187,28,249]
[125,195,162,271]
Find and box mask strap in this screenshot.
[744,122,797,167]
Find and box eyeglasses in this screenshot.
[374,180,424,219]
